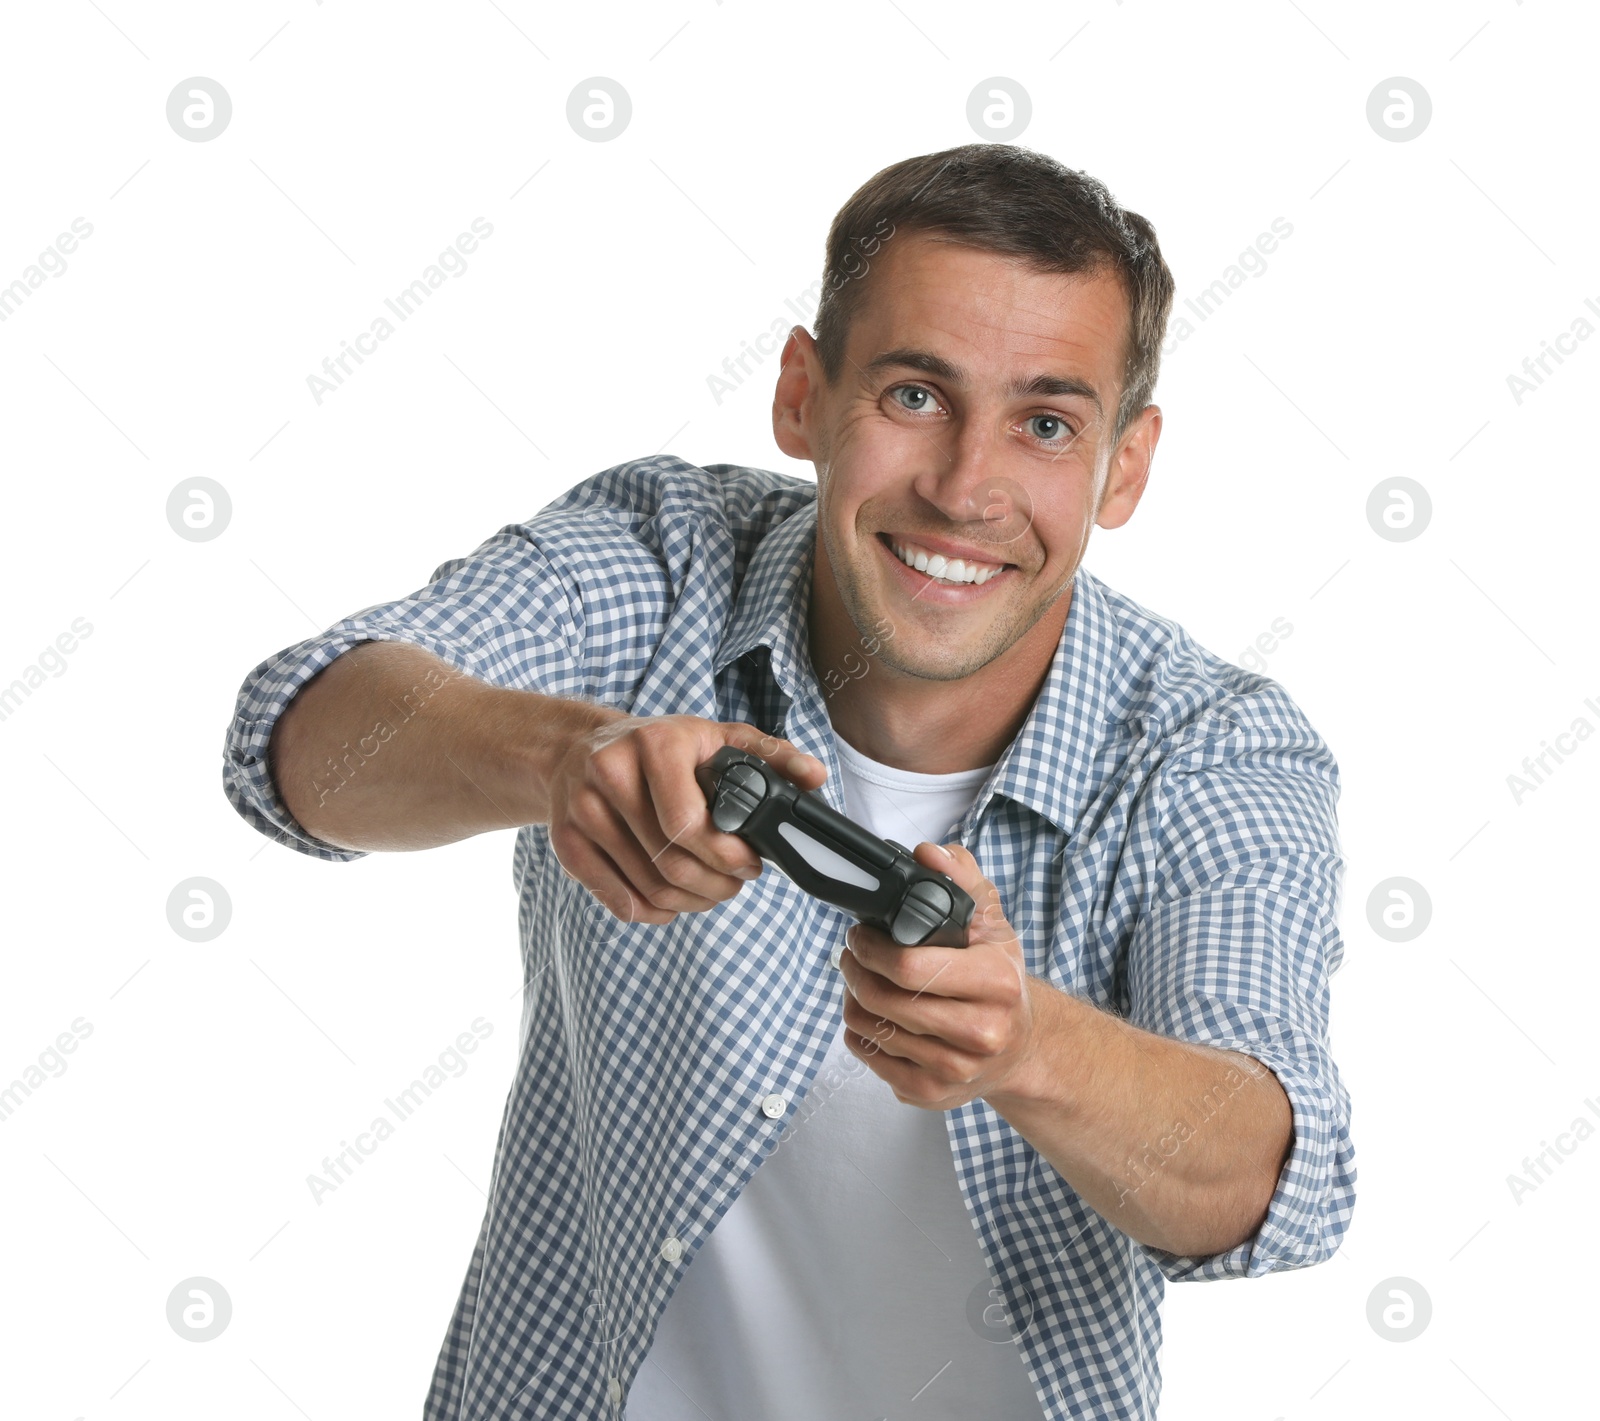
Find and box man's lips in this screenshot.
[876,530,1017,570]
[875,532,1017,595]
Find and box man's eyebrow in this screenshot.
[862,347,1103,417]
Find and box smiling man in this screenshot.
[223,144,1355,1421]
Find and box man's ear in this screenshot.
[1095,404,1161,530]
[772,327,825,462]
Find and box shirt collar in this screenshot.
[712,495,821,695]
[713,493,1132,845]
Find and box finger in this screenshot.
[593,794,733,914]
[843,940,965,1036]
[553,829,674,925]
[722,721,827,790]
[843,987,994,1102]
[585,730,752,901]
[640,720,823,886]
[636,728,764,881]
[842,922,958,1021]
[846,915,969,1002]
[911,841,1013,947]
[842,992,927,1063]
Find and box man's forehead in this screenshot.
[848,235,1127,393]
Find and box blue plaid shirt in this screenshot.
[222,455,1356,1420]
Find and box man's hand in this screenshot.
[839,838,1294,1256]
[838,840,1042,1110]
[546,713,825,926]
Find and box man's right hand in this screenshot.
[545,711,826,925]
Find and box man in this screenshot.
[223,143,1355,1419]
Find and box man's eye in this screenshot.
[889,384,937,413]
[1028,414,1074,442]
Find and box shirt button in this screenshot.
[761,1093,788,1119]
[607,1374,623,1403]
[829,939,845,969]
[659,1236,684,1263]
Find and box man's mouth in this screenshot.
[877,532,1015,588]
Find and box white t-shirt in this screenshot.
[624,732,1049,1419]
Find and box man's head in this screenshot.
[812,145,1174,454]
[774,144,1174,688]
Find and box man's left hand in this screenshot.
[839,840,1042,1110]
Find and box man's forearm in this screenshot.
[268,640,617,852]
[985,980,1293,1258]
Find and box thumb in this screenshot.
[720,721,827,789]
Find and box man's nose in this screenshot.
[911,419,1033,546]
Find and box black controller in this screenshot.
[694,746,974,947]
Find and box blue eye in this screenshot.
[891,384,935,412]
[1028,415,1073,442]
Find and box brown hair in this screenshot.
[812,143,1176,449]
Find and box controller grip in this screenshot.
[695,746,974,947]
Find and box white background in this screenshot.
[2,2,1595,1418]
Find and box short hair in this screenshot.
[812,144,1176,450]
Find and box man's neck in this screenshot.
[808,560,1071,776]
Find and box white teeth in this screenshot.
[890,539,1004,586]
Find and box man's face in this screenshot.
[774,232,1159,685]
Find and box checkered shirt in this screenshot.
[221,454,1357,1420]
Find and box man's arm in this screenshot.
[985,984,1292,1258]
[270,639,620,852]
[840,689,1354,1279]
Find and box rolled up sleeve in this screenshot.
[1123,697,1357,1281]
[221,528,587,861]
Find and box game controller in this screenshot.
[694,746,975,947]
